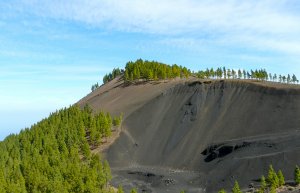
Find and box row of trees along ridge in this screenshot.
[93,60,299,91]
[195,67,299,84]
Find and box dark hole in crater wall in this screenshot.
[202,142,252,162]
[188,81,202,87]
[218,146,234,158]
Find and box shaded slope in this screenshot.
[79,78,300,192]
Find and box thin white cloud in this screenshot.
[13,0,300,58]
[17,0,300,34]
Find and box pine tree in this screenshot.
[136,68,140,79]
[89,118,98,146]
[287,74,291,84]
[232,181,242,193]
[125,70,129,81]
[227,69,231,79]
[273,74,277,82]
[295,165,300,185]
[147,70,153,80]
[133,67,137,79]
[238,69,242,79]
[279,75,282,83]
[218,189,227,193]
[82,140,91,158]
[131,188,138,193]
[117,186,124,193]
[292,74,298,84]
[223,67,227,79]
[103,160,112,184]
[256,188,264,193]
[260,175,267,190]
[130,72,134,81]
[282,76,286,83]
[0,169,6,193]
[232,69,236,79]
[267,165,279,188]
[269,186,276,193]
[243,70,246,79]
[154,71,158,80]
[277,170,285,187]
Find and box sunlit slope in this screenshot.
[79,77,300,192]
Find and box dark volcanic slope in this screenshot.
[79,78,300,193]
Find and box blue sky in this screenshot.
[1,0,300,140]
